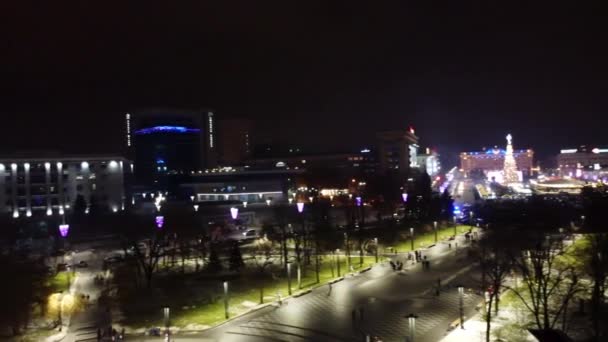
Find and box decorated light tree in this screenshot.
[503,133,519,184]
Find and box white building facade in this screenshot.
[0,156,131,218]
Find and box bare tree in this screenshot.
[585,234,608,339]
[122,230,166,289]
[479,248,512,342]
[507,238,583,331]
[252,237,275,303]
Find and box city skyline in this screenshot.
[2,3,608,163]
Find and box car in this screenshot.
[103,255,124,264]
[75,261,88,268]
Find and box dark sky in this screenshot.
[1,3,607,166]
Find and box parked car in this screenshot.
[75,260,88,268]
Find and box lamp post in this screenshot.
[406,313,418,342]
[287,263,292,295]
[469,211,474,228]
[457,285,464,329]
[336,249,341,277]
[344,232,350,271]
[374,237,379,263]
[433,221,438,243]
[297,263,302,289]
[223,281,229,319]
[410,227,414,251]
[453,215,457,236]
[163,307,170,328]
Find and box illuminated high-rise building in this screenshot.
[126,109,217,185]
[377,127,419,175]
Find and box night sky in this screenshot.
[1,3,607,166]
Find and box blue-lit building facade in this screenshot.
[126,110,217,186]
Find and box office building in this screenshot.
[218,119,253,166]
[377,127,419,175]
[125,109,217,185]
[0,155,130,218]
[416,148,441,176]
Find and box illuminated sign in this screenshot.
[125,113,131,146]
[560,149,578,154]
[134,126,201,135]
[208,112,214,149]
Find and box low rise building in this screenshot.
[0,155,131,218]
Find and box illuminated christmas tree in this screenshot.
[503,133,519,184]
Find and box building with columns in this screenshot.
[0,155,131,218]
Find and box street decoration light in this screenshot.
[296,202,305,213]
[190,195,195,202]
[59,224,70,238]
[155,216,165,229]
[402,193,408,202]
[193,204,199,212]
[230,207,239,220]
[266,199,271,206]
[288,198,293,205]
[242,201,248,208]
[355,196,362,207]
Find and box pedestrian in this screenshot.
[448,243,451,249]
[327,282,333,296]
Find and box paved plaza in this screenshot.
[133,234,482,341]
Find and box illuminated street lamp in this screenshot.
[155,216,165,229]
[230,207,239,220]
[288,198,293,205]
[266,199,271,206]
[433,221,438,243]
[406,313,418,342]
[223,281,230,319]
[242,201,248,208]
[457,285,465,329]
[59,224,70,238]
[402,193,408,203]
[193,204,199,212]
[190,195,195,202]
[296,202,305,213]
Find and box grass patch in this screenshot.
[47,271,73,293]
[117,256,379,328]
[389,225,472,252]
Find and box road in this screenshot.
[51,243,119,342]
[130,234,482,342]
